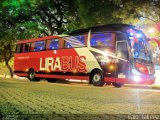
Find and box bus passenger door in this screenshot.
[116,41,130,80]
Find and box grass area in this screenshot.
[151,84,160,89]
[0,59,13,75]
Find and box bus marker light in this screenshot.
[73,70,77,73]
[136,33,142,38]
[129,32,134,36]
[25,69,29,72]
[53,50,57,54]
[109,65,114,70]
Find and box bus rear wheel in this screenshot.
[112,82,123,88]
[28,69,39,81]
[91,70,105,86]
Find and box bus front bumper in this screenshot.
[104,75,155,85]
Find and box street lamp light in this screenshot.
[148,28,154,33]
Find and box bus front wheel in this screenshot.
[90,70,105,86]
[28,69,39,81]
[112,82,123,88]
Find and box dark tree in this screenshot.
[34,0,69,35]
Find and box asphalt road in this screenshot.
[0,78,160,120]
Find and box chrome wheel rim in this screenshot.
[29,71,35,79]
[93,74,101,82]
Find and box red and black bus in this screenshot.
[14,24,155,87]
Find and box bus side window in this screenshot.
[90,32,115,52]
[34,41,46,51]
[64,35,85,48]
[74,35,85,45]
[116,33,128,41]
[64,41,73,48]
[50,39,59,50]
[16,44,22,53]
[117,42,129,60]
[64,36,73,48]
[22,43,30,52]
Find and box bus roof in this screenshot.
[17,24,138,44]
[69,24,137,35]
[17,35,68,44]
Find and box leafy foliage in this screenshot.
[67,0,122,30]
[0,0,42,77]
[113,0,160,24]
[34,0,70,35]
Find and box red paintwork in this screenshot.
[104,77,128,83]
[14,48,85,73]
[36,74,89,80]
[15,73,28,77]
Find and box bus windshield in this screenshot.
[128,30,152,63]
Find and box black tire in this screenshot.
[28,69,39,81]
[90,70,105,86]
[112,82,123,88]
[46,78,57,83]
[88,79,93,84]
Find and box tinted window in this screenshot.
[64,35,85,48]
[91,33,115,47]
[116,33,128,41]
[34,41,46,51]
[16,44,22,53]
[65,41,73,48]
[23,43,30,52]
[50,39,59,50]
[117,42,129,60]
[75,35,85,44]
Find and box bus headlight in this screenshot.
[133,76,141,82]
